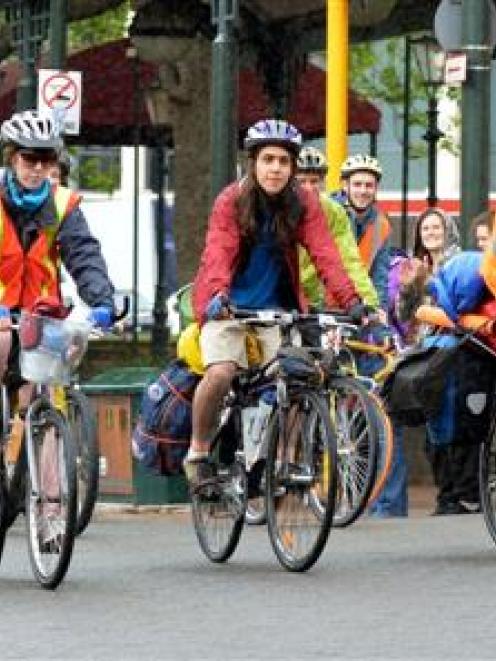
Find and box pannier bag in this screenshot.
[132,359,200,475]
[424,335,494,446]
[382,333,494,444]
[381,340,458,427]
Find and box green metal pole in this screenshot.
[151,143,169,360]
[16,2,36,110]
[49,0,68,69]
[460,0,492,248]
[210,0,238,202]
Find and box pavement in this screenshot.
[92,483,439,521]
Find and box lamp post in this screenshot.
[412,35,446,208]
[210,0,238,201]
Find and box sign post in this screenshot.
[37,69,82,136]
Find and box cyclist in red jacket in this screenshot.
[185,119,369,486]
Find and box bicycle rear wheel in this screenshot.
[25,404,77,589]
[265,390,337,572]
[67,389,99,535]
[480,422,496,544]
[191,459,247,562]
[330,377,379,528]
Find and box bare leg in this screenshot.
[190,361,237,455]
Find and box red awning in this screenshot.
[239,63,381,136]
[0,39,380,143]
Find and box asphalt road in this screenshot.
[1,502,496,661]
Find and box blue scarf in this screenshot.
[6,170,50,213]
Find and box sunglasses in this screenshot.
[18,149,58,165]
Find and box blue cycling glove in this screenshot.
[205,293,229,321]
[89,306,113,330]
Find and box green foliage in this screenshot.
[75,155,120,195]
[68,0,130,51]
[349,38,461,156]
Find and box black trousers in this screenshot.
[426,441,480,506]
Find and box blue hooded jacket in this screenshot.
[426,251,488,322]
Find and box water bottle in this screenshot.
[243,397,273,470]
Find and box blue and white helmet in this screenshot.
[244,119,302,155]
[0,110,63,152]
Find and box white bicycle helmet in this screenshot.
[297,146,328,173]
[244,118,302,155]
[1,110,63,151]
[340,153,382,181]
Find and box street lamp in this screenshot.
[412,35,446,207]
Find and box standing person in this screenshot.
[470,209,495,252]
[183,119,370,486]
[406,207,479,515]
[47,149,71,187]
[296,146,379,309]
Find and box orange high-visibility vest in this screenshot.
[0,185,80,309]
[358,213,391,270]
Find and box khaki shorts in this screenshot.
[200,319,281,369]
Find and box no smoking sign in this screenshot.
[38,69,82,136]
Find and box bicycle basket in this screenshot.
[19,312,91,385]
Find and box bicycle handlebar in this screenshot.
[229,307,358,334]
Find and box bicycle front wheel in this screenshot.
[67,389,99,535]
[265,390,337,572]
[25,405,77,590]
[480,422,496,545]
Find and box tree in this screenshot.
[350,38,460,158]
[69,0,130,51]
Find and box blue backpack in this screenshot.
[132,359,200,475]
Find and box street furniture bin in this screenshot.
[81,366,189,505]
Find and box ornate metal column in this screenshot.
[210,0,238,200]
[5,0,51,110]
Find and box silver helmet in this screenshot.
[244,118,302,155]
[340,153,382,181]
[297,146,328,173]
[1,110,63,152]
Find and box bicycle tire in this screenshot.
[329,377,379,528]
[25,405,77,590]
[265,390,337,572]
[480,421,496,545]
[67,389,99,535]
[191,459,247,563]
[191,407,247,563]
[366,391,394,508]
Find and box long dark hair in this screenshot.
[235,149,303,263]
[412,207,447,268]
